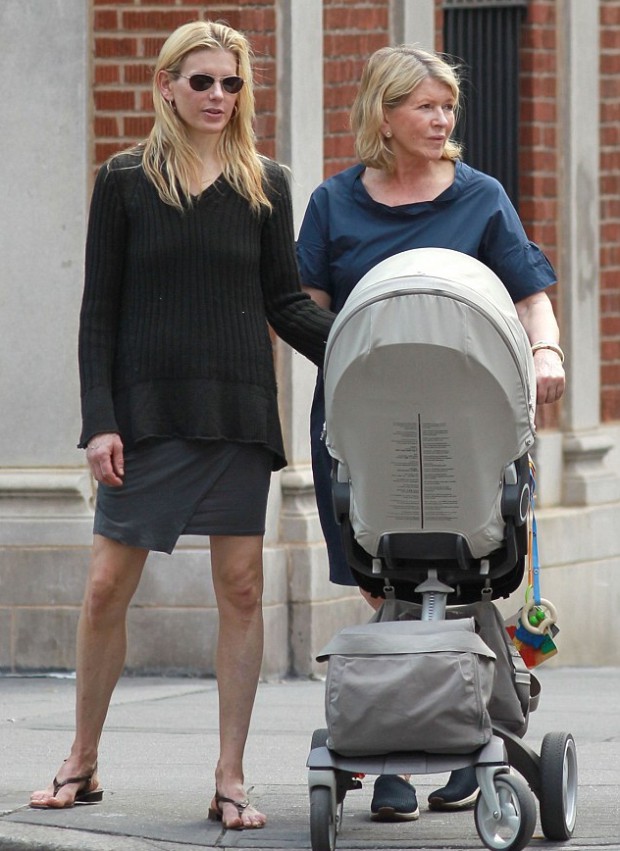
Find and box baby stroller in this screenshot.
[306,248,578,851]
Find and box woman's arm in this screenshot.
[78,162,128,478]
[515,290,566,405]
[302,286,332,310]
[259,165,334,367]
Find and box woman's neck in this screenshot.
[362,158,455,207]
[188,134,223,195]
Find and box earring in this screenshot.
[385,130,392,139]
[168,99,177,113]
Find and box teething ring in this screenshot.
[521,598,558,635]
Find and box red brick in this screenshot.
[95,65,121,85]
[324,134,355,160]
[94,115,120,137]
[95,141,128,165]
[124,116,153,138]
[601,76,620,98]
[602,363,620,384]
[602,389,620,422]
[122,11,198,31]
[601,293,620,315]
[142,37,169,58]
[601,3,620,26]
[94,90,136,111]
[526,1,556,25]
[324,32,388,58]
[257,138,275,159]
[94,10,118,30]
[602,245,620,266]
[95,37,138,58]
[602,315,620,335]
[324,6,388,32]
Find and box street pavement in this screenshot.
[0,666,618,850]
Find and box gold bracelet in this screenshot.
[531,341,565,364]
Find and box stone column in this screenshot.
[391,0,435,47]
[275,0,367,676]
[0,1,92,543]
[275,0,324,523]
[0,0,91,544]
[557,0,619,505]
[0,0,92,671]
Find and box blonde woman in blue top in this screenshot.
[298,44,564,821]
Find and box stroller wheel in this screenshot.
[310,784,339,851]
[539,731,578,840]
[474,772,536,851]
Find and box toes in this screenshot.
[30,793,63,809]
[241,805,266,828]
[222,808,243,830]
[215,799,266,830]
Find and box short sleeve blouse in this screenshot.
[296,160,556,313]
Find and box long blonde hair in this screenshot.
[351,45,463,173]
[136,20,269,212]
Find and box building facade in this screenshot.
[1,0,619,674]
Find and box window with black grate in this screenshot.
[443,0,528,208]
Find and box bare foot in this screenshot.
[208,788,266,830]
[30,762,102,809]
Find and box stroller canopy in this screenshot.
[323,248,537,561]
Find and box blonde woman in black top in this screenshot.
[30,20,332,829]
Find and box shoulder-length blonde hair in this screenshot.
[135,20,269,212]
[351,45,463,173]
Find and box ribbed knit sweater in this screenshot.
[78,154,333,470]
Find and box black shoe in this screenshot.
[371,774,420,821]
[428,766,479,811]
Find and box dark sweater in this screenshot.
[78,154,333,470]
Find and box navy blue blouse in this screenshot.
[296,159,557,587]
[297,160,556,312]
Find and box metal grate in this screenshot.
[443,2,527,207]
[444,1,527,8]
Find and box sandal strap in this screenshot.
[53,772,93,795]
[216,793,249,813]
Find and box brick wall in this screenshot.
[519,1,558,264]
[322,0,390,176]
[601,0,620,421]
[520,0,560,429]
[91,0,620,425]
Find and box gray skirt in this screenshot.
[94,439,273,554]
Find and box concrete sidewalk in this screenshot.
[0,667,619,850]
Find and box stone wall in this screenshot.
[1,0,619,676]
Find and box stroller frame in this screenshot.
[307,249,578,851]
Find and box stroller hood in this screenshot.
[323,248,537,561]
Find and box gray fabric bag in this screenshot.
[317,618,496,757]
[373,598,537,736]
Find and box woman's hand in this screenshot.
[532,348,565,405]
[515,291,566,405]
[86,433,125,486]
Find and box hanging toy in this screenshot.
[505,459,560,668]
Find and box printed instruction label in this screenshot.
[388,417,458,525]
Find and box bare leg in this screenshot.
[208,534,266,829]
[30,535,148,808]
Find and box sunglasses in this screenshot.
[178,73,244,94]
